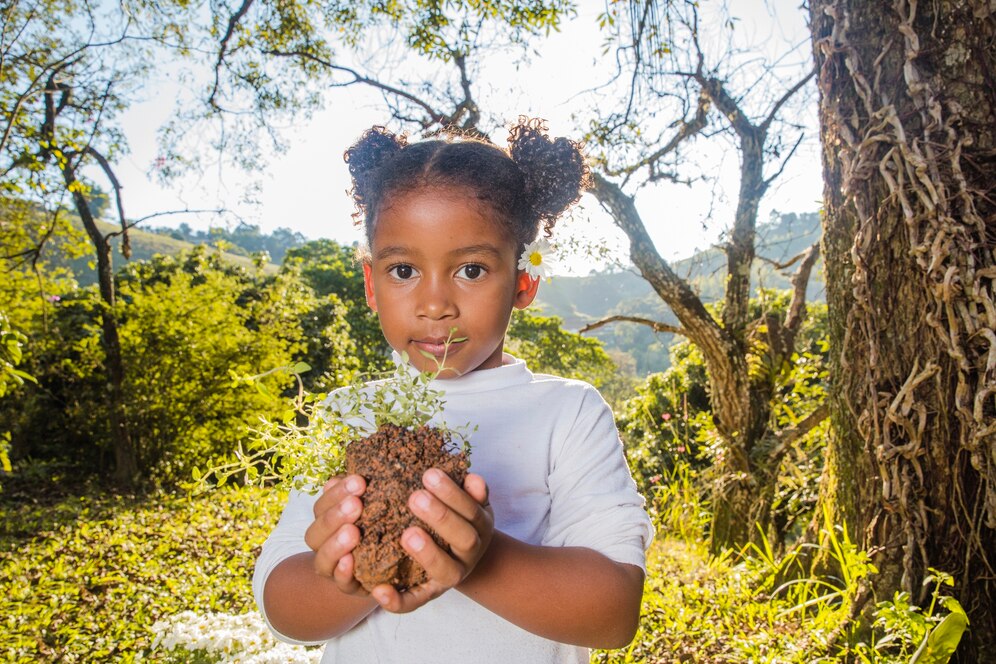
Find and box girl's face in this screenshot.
[362,186,539,377]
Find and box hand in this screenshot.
[305,474,369,597]
[370,470,493,613]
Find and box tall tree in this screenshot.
[809,0,996,656]
[1,0,573,485]
[264,0,826,551]
[582,1,823,551]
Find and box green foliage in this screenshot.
[616,341,713,494]
[0,484,284,662]
[505,307,619,387]
[847,570,969,664]
[645,460,711,544]
[283,239,390,382]
[1,245,348,488]
[593,537,823,664]
[0,312,35,399]
[108,248,311,486]
[620,291,830,541]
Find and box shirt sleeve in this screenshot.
[540,385,654,572]
[252,487,328,646]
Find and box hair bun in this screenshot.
[344,127,407,211]
[508,117,590,234]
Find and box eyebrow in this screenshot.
[449,244,504,259]
[373,243,504,261]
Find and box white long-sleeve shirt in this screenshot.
[253,354,653,663]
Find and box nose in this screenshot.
[415,276,457,320]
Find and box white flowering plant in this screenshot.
[194,333,472,492]
[151,610,322,663]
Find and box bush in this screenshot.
[3,247,356,488]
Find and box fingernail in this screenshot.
[374,590,389,605]
[340,498,358,516]
[346,476,362,493]
[425,469,442,488]
[407,532,425,552]
[337,530,352,546]
[414,492,431,511]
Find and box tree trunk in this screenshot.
[63,163,138,488]
[810,0,996,657]
[590,172,795,552]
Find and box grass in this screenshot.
[594,538,827,664]
[0,482,285,662]
[0,477,959,663]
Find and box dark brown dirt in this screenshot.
[345,423,468,592]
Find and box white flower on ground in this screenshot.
[151,610,322,663]
[518,239,554,280]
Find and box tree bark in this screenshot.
[810,0,996,657]
[62,161,138,488]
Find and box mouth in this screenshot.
[411,337,465,358]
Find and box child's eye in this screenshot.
[456,264,486,280]
[388,264,417,280]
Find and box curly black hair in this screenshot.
[344,118,590,251]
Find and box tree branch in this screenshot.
[579,315,686,337]
[263,49,450,126]
[209,0,255,110]
[783,241,821,343]
[605,90,710,178]
[763,128,806,189]
[767,402,829,467]
[758,69,815,135]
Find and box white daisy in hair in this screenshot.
[518,238,555,280]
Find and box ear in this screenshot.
[362,262,378,312]
[513,271,540,310]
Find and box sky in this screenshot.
[108,1,822,274]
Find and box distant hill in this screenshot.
[532,211,823,375]
[66,219,279,286]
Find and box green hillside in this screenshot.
[66,219,279,286]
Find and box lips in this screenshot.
[412,337,465,358]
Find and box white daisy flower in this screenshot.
[518,239,554,280]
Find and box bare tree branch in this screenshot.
[783,241,821,342]
[757,247,808,270]
[763,128,806,189]
[758,69,815,135]
[767,402,829,467]
[79,145,130,258]
[263,49,450,126]
[605,90,710,178]
[579,315,686,337]
[209,0,255,110]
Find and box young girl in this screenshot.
[253,119,653,663]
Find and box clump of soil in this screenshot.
[345,423,468,592]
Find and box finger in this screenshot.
[312,523,360,577]
[305,493,363,550]
[463,473,489,507]
[306,476,365,549]
[421,469,483,522]
[370,580,443,614]
[408,489,481,557]
[401,526,464,588]
[313,474,366,518]
[332,552,368,596]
